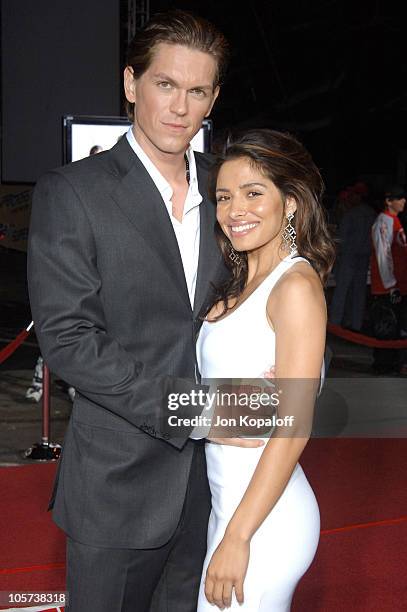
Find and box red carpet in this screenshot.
[292,439,407,611]
[1,439,406,610]
[0,463,65,600]
[292,518,407,611]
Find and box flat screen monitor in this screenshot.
[63,115,213,163]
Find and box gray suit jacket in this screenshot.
[28,136,227,548]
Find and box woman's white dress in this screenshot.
[196,254,320,611]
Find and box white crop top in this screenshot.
[196,253,311,380]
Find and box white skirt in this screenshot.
[197,443,320,611]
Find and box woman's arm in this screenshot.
[204,266,326,609]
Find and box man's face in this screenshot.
[124,43,219,157]
[386,197,406,215]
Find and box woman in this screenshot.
[196,129,335,611]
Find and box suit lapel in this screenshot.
[107,139,224,316]
[109,139,191,308]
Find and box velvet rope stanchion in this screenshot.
[1,320,62,461]
[0,321,34,364]
[24,363,62,461]
[327,323,407,349]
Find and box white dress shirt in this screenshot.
[126,128,202,307]
[126,129,210,439]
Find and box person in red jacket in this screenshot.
[370,184,407,374]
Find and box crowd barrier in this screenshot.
[2,319,407,463]
[327,322,407,349]
[0,321,33,365]
[1,321,61,461]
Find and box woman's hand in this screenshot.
[204,533,250,609]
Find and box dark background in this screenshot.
[1,0,407,195]
[150,0,407,198]
[1,0,120,183]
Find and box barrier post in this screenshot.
[42,363,51,444]
[24,363,62,461]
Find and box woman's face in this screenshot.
[216,157,293,254]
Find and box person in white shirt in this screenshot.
[28,9,262,612]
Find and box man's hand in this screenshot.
[262,365,276,379]
[206,379,277,446]
[207,436,265,448]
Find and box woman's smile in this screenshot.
[229,222,260,236]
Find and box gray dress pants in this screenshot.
[65,443,210,612]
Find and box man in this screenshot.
[28,10,259,612]
[370,184,407,374]
[329,184,376,331]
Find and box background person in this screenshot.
[370,184,407,374]
[329,183,376,331]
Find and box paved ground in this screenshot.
[1,247,405,466]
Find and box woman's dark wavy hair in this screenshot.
[210,129,335,315]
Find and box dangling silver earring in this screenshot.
[229,245,241,265]
[282,212,297,254]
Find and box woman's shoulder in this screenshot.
[278,259,321,290]
[268,260,325,315]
